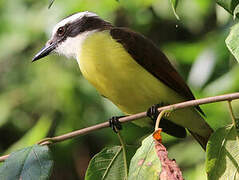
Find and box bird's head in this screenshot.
[32,11,112,61]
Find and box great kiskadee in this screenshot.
[33,11,213,150]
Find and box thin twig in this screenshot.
[48,0,55,9]
[1,92,239,162]
[117,132,128,179]
[227,101,239,144]
[0,155,9,162]
[155,109,170,131]
[227,101,237,126]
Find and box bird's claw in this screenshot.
[147,103,164,121]
[109,116,123,133]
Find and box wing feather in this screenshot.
[110,27,204,115]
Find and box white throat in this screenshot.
[54,30,97,59]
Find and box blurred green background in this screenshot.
[0,0,239,179]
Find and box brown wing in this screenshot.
[110,27,204,115]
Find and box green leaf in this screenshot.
[85,145,136,180]
[226,23,239,63]
[170,0,180,20]
[0,145,53,180]
[5,116,52,154]
[233,4,239,19]
[48,0,55,9]
[217,0,239,16]
[128,135,161,180]
[206,125,239,179]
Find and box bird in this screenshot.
[33,11,213,150]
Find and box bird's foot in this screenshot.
[147,103,165,122]
[109,116,124,133]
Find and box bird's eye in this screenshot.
[57,27,65,37]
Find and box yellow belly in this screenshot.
[78,31,183,112]
[76,31,209,135]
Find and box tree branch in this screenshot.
[1,92,239,162]
[0,155,9,162]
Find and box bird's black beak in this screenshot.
[32,42,57,62]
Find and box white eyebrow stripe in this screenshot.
[52,11,98,35]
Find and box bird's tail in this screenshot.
[188,124,213,151]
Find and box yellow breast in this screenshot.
[77,31,183,114]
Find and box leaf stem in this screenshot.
[155,109,171,131]
[117,132,128,179]
[227,101,239,145]
[228,101,237,127]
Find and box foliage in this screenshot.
[0,145,53,180]
[5,116,52,154]
[217,0,239,16]
[169,0,179,20]
[85,145,136,180]
[206,125,239,179]
[128,135,161,180]
[0,0,239,179]
[226,23,239,63]
[86,146,127,180]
